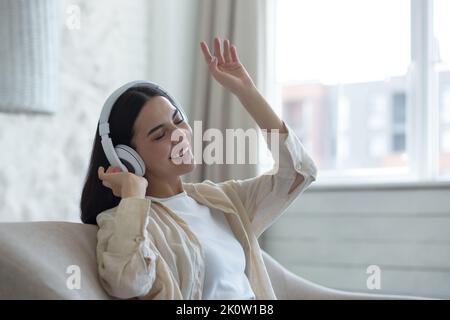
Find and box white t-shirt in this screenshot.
[146,191,256,300]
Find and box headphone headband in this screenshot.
[98,80,187,137]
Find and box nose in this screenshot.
[169,127,189,159]
[170,127,187,145]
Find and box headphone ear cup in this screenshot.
[114,144,146,177]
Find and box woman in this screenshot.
[80,37,317,299]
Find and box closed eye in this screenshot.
[155,115,185,140]
[174,109,185,124]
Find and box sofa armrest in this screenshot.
[261,250,432,300]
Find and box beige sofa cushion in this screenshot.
[0,222,111,299]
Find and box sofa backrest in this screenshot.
[0,222,112,299]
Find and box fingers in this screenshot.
[200,41,218,72]
[230,45,240,63]
[98,166,120,182]
[200,41,213,64]
[201,37,238,65]
[213,37,225,65]
[223,39,232,63]
[106,166,121,173]
[98,166,109,187]
[98,166,105,180]
[98,166,120,190]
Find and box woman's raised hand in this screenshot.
[98,166,148,199]
[200,36,256,96]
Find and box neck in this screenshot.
[145,175,184,198]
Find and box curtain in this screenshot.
[186,0,275,183]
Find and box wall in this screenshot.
[0,0,199,222]
[262,184,450,298]
[148,0,200,115]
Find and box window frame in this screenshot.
[266,0,449,188]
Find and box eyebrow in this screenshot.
[147,109,179,137]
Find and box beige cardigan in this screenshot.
[96,122,317,299]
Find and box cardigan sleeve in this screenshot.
[96,197,157,299]
[219,121,318,238]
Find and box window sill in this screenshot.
[307,179,450,192]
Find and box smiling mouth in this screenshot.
[169,148,187,160]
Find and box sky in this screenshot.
[276,0,412,85]
[435,0,450,65]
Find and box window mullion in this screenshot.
[410,0,434,181]
[428,0,441,180]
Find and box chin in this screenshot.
[181,162,196,174]
[170,161,196,175]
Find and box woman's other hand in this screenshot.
[200,36,256,96]
[98,166,148,199]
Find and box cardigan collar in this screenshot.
[181,181,239,217]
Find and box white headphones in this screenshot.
[98,80,188,177]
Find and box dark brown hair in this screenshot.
[80,84,178,225]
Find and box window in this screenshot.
[435,0,450,177]
[272,0,449,183]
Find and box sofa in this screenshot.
[0,221,430,300]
